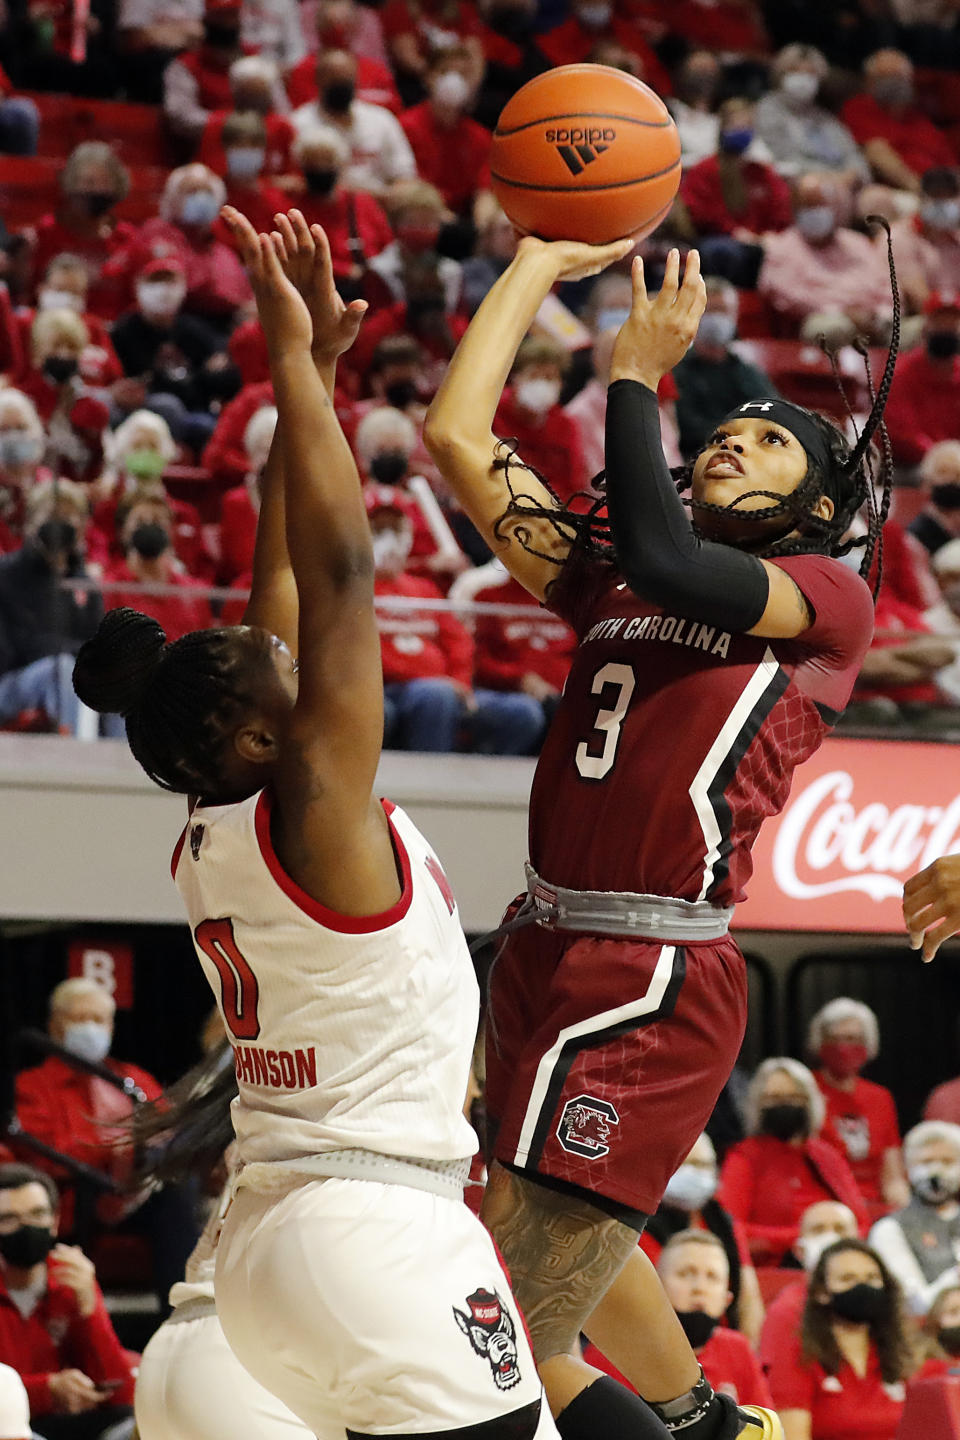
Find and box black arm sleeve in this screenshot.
[604,379,770,631]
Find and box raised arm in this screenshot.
[229,209,400,916]
[423,234,632,602]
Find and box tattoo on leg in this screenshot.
[487,1168,638,1364]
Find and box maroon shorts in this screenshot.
[485,911,748,1223]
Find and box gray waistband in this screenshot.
[526,866,733,941]
[166,1295,217,1324]
[235,1149,471,1201]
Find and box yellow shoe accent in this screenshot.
[737,1407,785,1440]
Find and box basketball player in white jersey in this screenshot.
[74,209,555,1440]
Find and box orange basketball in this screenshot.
[490,64,682,245]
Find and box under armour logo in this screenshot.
[738,401,774,412]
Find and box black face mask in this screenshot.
[384,379,418,410]
[370,450,409,485]
[323,81,355,113]
[203,20,239,47]
[406,296,446,328]
[304,168,338,197]
[36,518,78,561]
[931,482,960,512]
[926,331,960,360]
[760,1102,808,1141]
[130,522,170,560]
[939,1324,960,1356]
[675,1310,721,1349]
[0,1224,56,1269]
[827,1282,889,1325]
[43,356,78,385]
[76,191,114,219]
[488,4,532,40]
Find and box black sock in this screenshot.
[556,1377,672,1440]
[652,1392,758,1440]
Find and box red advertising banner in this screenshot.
[67,940,134,1008]
[733,735,960,934]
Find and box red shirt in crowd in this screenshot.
[219,178,291,238]
[11,311,122,389]
[768,1329,906,1440]
[286,50,401,113]
[681,156,793,239]
[219,483,258,584]
[884,348,960,465]
[469,570,575,694]
[111,219,252,324]
[199,109,296,179]
[30,215,138,321]
[14,1055,163,1230]
[380,0,482,68]
[638,1210,753,1273]
[174,43,256,115]
[292,189,394,279]
[759,1276,806,1375]
[0,1262,135,1415]
[718,1135,869,1264]
[638,0,769,54]
[816,1072,902,1209]
[492,389,587,506]
[925,1076,960,1125]
[89,485,214,582]
[103,557,213,641]
[399,102,492,214]
[376,572,474,686]
[202,379,274,485]
[855,591,943,707]
[583,1327,771,1408]
[539,14,671,94]
[842,93,957,179]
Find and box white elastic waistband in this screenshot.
[526,866,733,941]
[234,1149,471,1201]
[166,1294,218,1324]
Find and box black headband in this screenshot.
[721,398,837,500]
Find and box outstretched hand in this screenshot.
[515,233,635,283]
[221,206,313,354]
[903,854,960,963]
[609,248,707,390]
[272,210,368,363]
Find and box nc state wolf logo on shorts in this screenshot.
[453,1288,521,1391]
[557,1094,620,1158]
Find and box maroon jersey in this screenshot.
[531,549,874,907]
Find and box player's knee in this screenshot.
[346,1394,548,1439]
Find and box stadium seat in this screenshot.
[756,1267,804,1304]
[0,155,167,229]
[27,92,173,167]
[897,1376,960,1439]
[736,339,888,422]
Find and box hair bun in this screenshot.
[73,607,167,716]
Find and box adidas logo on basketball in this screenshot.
[544,126,615,176]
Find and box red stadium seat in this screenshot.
[735,339,888,423]
[0,155,167,229]
[897,1376,960,1439]
[756,1267,803,1305]
[27,92,173,167]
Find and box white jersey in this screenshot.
[173,790,479,1174]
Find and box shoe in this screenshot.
[737,1407,784,1440]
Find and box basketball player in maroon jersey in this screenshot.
[425,235,898,1440]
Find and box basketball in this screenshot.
[490,64,682,245]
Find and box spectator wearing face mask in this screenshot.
[213,112,291,236]
[0,1162,135,1437]
[758,173,893,346]
[539,0,671,95]
[105,487,213,639]
[0,391,49,555]
[117,0,204,103]
[564,327,682,480]
[357,406,465,581]
[637,1133,764,1344]
[287,0,401,113]
[219,403,276,586]
[399,49,491,215]
[115,166,251,334]
[769,1239,915,1440]
[884,295,960,466]
[672,278,778,457]
[0,480,102,733]
[379,0,484,107]
[472,0,551,133]
[195,56,295,178]
[290,48,417,198]
[460,202,518,314]
[842,49,956,194]
[869,1122,960,1315]
[810,1000,908,1218]
[916,1283,960,1377]
[289,125,394,290]
[679,98,793,288]
[719,1058,869,1266]
[14,255,122,396]
[667,51,721,170]
[492,336,586,505]
[909,441,960,557]
[890,168,960,314]
[163,0,251,146]
[18,312,110,487]
[29,144,134,323]
[367,179,462,313]
[110,257,232,454]
[347,251,469,394]
[754,45,869,186]
[370,485,543,753]
[759,1201,862,1375]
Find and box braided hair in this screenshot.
[73,607,276,797]
[125,1041,237,1188]
[494,219,901,602]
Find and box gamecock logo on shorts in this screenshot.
[190,823,205,861]
[557,1094,620,1158]
[453,1288,521,1391]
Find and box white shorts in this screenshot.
[135,1307,311,1440]
[215,1177,557,1438]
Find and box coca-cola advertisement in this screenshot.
[734,736,960,933]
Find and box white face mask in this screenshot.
[910,1161,960,1204]
[797,1230,846,1272]
[226,146,266,181]
[780,70,819,104]
[62,1020,112,1066]
[796,205,836,242]
[372,528,413,574]
[596,306,631,333]
[137,281,186,318]
[577,1,611,26]
[663,1163,718,1212]
[38,288,85,313]
[431,70,471,108]
[515,377,561,415]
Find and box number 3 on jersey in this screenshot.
[195,918,261,1041]
[575,662,636,781]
